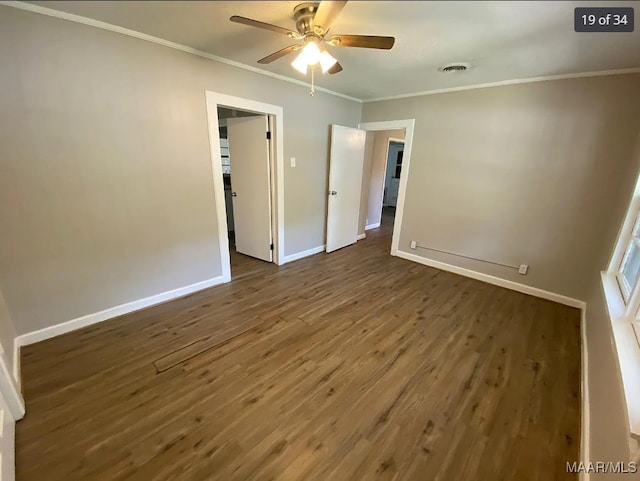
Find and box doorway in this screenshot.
[358,120,415,256]
[380,136,405,224]
[324,120,415,257]
[217,108,274,277]
[205,92,285,283]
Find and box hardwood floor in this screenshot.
[16,216,581,481]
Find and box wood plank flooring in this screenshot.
[16,215,581,481]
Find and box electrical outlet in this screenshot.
[518,264,528,275]
[410,240,417,250]
[290,157,296,167]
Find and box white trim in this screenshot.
[282,245,325,264]
[205,101,231,283]
[205,91,285,271]
[358,120,416,259]
[601,272,640,439]
[0,1,361,103]
[12,342,19,389]
[395,249,585,309]
[357,233,366,241]
[607,179,640,281]
[0,354,23,421]
[363,68,640,103]
[0,352,23,481]
[365,222,380,231]
[267,115,278,263]
[580,306,590,481]
[15,276,226,347]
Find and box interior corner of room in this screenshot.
[1,1,640,480]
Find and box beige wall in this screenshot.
[0,7,361,335]
[358,129,405,235]
[362,74,640,301]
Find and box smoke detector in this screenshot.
[438,62,471,73]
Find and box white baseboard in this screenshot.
[14,276,227,351]
[357,233,366,240]
[580,307,590,481]
[395,250,585,309]
[365,222,381,230]
[282,245,325,264]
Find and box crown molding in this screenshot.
[0,1,363,103]
[362,67,640,103]
[2,1,639,105]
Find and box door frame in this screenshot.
[358,119,415,256]
[0,353,23,421]
[205,91,285,281]
[381,136,405,208]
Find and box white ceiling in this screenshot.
[26,1,640,100]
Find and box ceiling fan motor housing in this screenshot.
[294,2,322,35]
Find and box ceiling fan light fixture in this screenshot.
[291,54,308,75]
[298,41,322,65]
[319,50,338,74]
[292,41,337,76]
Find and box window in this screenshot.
[609,185,640,321]
[616,208,640,302]
[603,176,640,447]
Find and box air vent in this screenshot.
[438,63,471,73]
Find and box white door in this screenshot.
[227,116,273,262]
[326,125,366,253]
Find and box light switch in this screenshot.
[290,157,296,168]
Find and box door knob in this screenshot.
[329,190,337,196]
[231,192,237,197]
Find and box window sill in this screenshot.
[601,272,640,447]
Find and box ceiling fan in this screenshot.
[230,1,395,78]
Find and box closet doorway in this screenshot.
[205,91,284,282]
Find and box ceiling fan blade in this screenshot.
[328,61,343,75]
[257,45,300,64]
[328,34,395,50]
[312,1,347,32]
[230,15,297,37]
